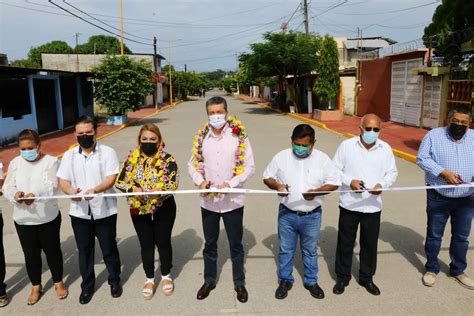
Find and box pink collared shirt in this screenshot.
[187,124,255,213]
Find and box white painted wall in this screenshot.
[341,76,356,115]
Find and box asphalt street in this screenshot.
[0,90,472,315]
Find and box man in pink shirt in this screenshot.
[188,96,255,303]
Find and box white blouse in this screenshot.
[3,155,60,225]
[0,161,3,215]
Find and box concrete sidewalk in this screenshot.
[239,95,428,160]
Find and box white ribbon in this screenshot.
[6,183,474,201]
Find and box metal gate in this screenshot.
[390,58,423,126]
[422,76,442,129]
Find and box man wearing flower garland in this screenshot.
[188,96,255,303]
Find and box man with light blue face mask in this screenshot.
[332,114,398,296]
[263,124,340,300]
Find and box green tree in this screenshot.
[10,59,38,68]
[171,71,210,99]
[92,55,154,116]
[76,35,132,55]
[240,31,321,110]
[26,40,73,68]
[314,35,340,109]
[423,0,474,66]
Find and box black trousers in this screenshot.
[14,212,63,286]
[71,214,121,292]
[131,197,176,278]
[201,207,245,286]
[335,206,381,283]
[0,214,6,296]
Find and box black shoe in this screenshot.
[333,280,349,295]
[110,284,123,298]
[79,291,93,304]
[304,283,325,299]
[234,285,248,303]
[275,280,293,299]
[359,281,380,296]
[197,283,216,300]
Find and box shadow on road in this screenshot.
[319,226,339,282]
[242,107,284,116]
[4,262,29,303]
[131,117,168,126]
[378,221,449,273]
[172,229,203,280]
[215,227,256,283]
[116,236,142,286]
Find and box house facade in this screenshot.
[0,66,93,144]
[42,53,166,105]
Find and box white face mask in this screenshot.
[208,114,227,129]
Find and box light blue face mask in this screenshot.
[20,149,39,161]
[292,144,311,159]
[362,131,380,144]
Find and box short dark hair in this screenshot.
[291,124,315,143]
[75,115,98,130]
[206,96,227,112]
[448,105,472,119]
[18,129,40,145]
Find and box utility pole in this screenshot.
[236,52,240,95]
[168,41,173,106]
[303,0,310,35]
[153,36,159,109]
[303,0,313,114]
[119,0,124,56]
[75,32,80,72]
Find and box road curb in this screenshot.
[248,98,418,164]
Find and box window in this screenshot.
[0,77,31,119]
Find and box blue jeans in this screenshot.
[278,204,322,286]
[425,190,473,276]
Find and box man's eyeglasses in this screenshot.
[364,127,380,132]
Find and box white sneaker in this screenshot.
[450,274,474,290]
[422,272,437,287]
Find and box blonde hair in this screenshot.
[137,124,163,145]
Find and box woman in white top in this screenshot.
[0,161,7,307]
[3,129,67,305]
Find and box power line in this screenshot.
[47,0,152,46]
[172,13,291,49]
[287,2,302,25]
[21,0,295,29]
[371,21,432,30]
[310,0,348,19]
[62,0,152,41]
[333,1,439,16]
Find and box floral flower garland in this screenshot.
[123,148,170,215]
[192,116,246,198]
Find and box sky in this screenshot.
[0,0,440,72]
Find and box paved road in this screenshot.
[1,90,472,315]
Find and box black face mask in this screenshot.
[77,134,95,149]
[448,123,467,140]
[140,142,158,156]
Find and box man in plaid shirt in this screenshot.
[417,105,474,290]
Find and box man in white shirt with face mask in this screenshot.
[332,114,398,296]
[263,124,340,300]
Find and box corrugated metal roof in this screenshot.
[345,39,392,50]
